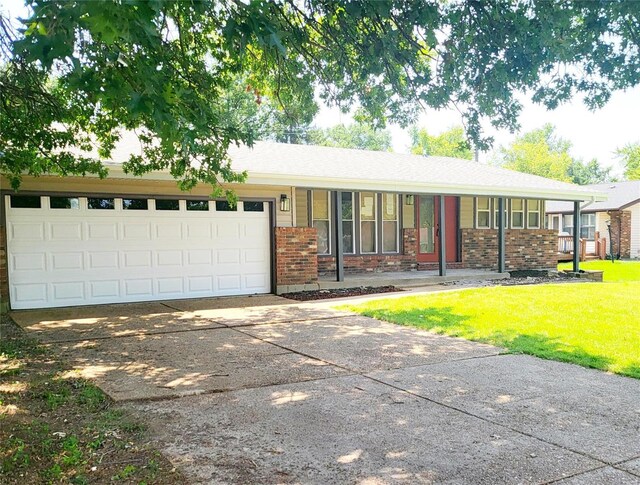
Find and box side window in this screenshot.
[186,200,209,211]
[10,195,41,208]
[511,199,524,228]
[382,193,398,252]
[493,198,508,229]
[50,197,79,209]
[476,197,490,228]
[312,190,330,254]
[527,200,541,228]
[360,192,377,253]
[341,192,354,254]
[88,198,115,210]
[123,198,148,210]
[156,199,180,211]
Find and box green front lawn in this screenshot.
[558,259,640,282]
[345,279,640,379]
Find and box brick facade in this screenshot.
[275,227,318,285]
[607,210,631,258]
[0,225,8,313]
[461,229,557,270]
[318,229,418,275]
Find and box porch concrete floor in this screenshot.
[318,268,509,289]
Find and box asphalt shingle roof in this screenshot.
[546,180,640,213]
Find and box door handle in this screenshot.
[435,225,440,237]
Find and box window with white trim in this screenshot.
[360,192,377,253]
[562,214,573,234]
[382,193,399,252]
[476,197,490,228]
[341,192,355,254]
[493,198,508,229]
[511,199,525,228]
[580,213,596,240]
[527,200,541,228]
[312,190,331,254]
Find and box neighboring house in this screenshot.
[1,141,605,310]
[546,181,640,259]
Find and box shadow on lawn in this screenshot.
[360,307,640,379]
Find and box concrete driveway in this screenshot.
[12,295,640,484]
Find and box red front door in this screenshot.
[416,196,458,263]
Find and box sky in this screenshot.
[3,0,639,177]
[315,84,640,177]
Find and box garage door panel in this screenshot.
[50,222,82,240]
[123,222,151,240]
[154,222,183,240]
[90,280,120,299]
[6,196,271,309]
[123,251,152,268]
[87,222,118,240]
[88,251,119,269]
[52,282,84,300]
[51,252,84,270]
[11,222,44,241]
[12,253,46,271]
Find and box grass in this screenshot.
[558,259,640,282]
[0,316,183,484]
[345,261,640,379]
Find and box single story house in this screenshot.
[546,180,640,259]
[1,141,605,310]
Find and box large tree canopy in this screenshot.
[307,123,392,151]
[409,126,473,159]
[616,143,640,181]
[2,1,640,192]
[495,124,614,185]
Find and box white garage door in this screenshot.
[5,195,272,309]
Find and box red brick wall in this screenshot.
[461,229,557,270]
[318,229,418,275]
[608,210,631,258]
[0,225,8,312]
[275,227,318,285]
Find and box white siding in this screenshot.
[631,203,640,259]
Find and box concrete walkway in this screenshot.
[11,294,640,484]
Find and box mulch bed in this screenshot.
[281,285,402,301]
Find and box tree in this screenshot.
[2,1,640,193]
[567,158,614,185]
[496,124,574,182]
[307,123,392,151]
[409,126,473,159]
[615,143,640,180]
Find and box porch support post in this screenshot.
[497,197,506,273]
[332,190,344,282]
[573,200,581,272]
[438,195,446,276]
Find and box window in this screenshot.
[476,197,490,228]
[493,198,508,229]
[186,200,209,211]
[580,213,596,240]
[341,192,354,254]
[382,193,399,252]
[312,190,330,254]
[123,198,148,210]
[10,195,41,208]
[88,198,114,210]
[156,199,179,211]
[527,200,541,228]
[360,192,377,253]
[243,201,264,212]
[50,197,79,209]
[215,200,236,211]
[511,199,524,228]
[562,214,573,234]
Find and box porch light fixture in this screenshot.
[280,194,291,212]
[405,194,415,206]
